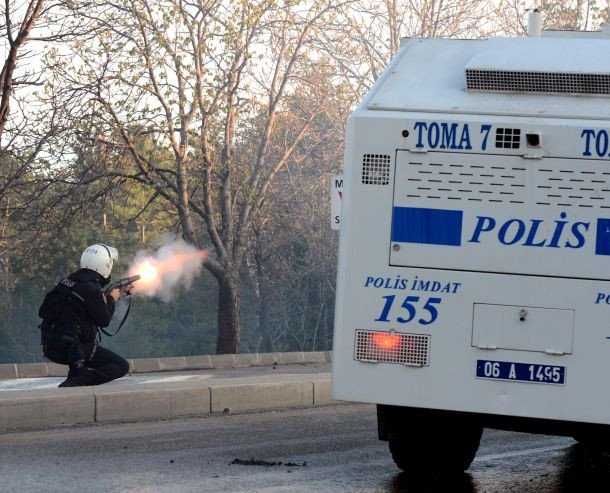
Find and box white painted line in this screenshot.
[0,374,214,391]
[136,375,211,384]
[474,443,572,462]
[0,377,63,390]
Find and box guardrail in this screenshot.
[0,351,332,379]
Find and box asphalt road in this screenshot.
[1,403,608,493]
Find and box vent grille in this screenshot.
[354,330,430,366]
[496,128,521,149]
[362,154,390,185]
[398,153,610,209]
[466,69,610,96]
[535,166,610,208]
[404,158,527,204]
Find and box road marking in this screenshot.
[0,374,212,391]
[137,375,211,384]
[474,443,572,462]
[0,377,63,391]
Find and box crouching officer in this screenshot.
[39,244,131,387]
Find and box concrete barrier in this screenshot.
[0,394,95,429]
[157,356,187,371]
[210,381,313,413]
[313,380,333,406]
[46,363,69,377]
[209,354,236,369]
[0,352,336,432]
[169,387,211,417]
[94,386,213,422]
[0,364,17,379]
[0,398,45,429]
[16,363,48,378]
[129,357,161,373]
[276,352,305,365]
[5,351,331,380]
[42,394,95,426]
[257,353,278,366]
[0,373,334,432]
[96,389,172,422]
[183,355,212,369]
[231,353,261,368]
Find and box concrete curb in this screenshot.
[8,351,332,380]
[0,364,17,379]
[0,374,334,431]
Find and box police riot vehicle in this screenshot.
[331,16,610,474]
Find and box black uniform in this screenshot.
[40,268,129,387]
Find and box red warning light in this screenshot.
[356,330,429,365]
[372,332,401,350]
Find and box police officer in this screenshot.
[40,244,131,387]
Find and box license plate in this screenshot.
[476,359,565,385]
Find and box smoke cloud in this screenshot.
[126,238,208,301]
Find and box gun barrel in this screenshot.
[106,274,141,294]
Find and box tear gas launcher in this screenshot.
[100,274,141,337]
[105,274,141,295]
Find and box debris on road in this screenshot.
[230,458,307,467]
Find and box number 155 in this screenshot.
[375,295,442,325]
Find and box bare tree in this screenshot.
[0,0,47,140]
[54,0,350,353]
[239,63,348,352]
[317,0,498,99]
[493,1,609,36]
[1,0,86,144]
[0,0,96,266]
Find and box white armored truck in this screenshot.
[331,22,610,474]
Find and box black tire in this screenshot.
[572,434,610,450]
[388,422,483,476]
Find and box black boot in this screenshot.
[58,365,84,387]
[58,369,99,387]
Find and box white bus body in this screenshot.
[331,32,610,472]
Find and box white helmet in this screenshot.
[80,244,118,279]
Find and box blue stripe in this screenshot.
[392,207,462,246]
[596,218,610,256]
